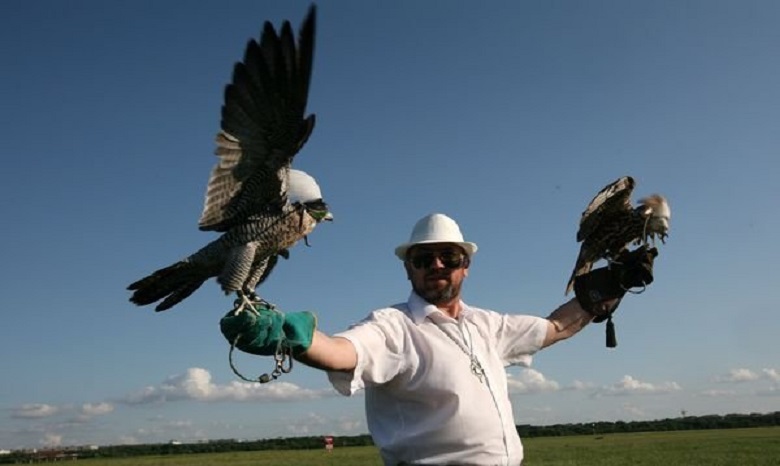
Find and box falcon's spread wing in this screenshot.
[576,176,635,243]
[199,6,317,232]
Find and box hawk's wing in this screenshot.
[565,176,636,295]
[199,6,317,232]
[576,176,635,243]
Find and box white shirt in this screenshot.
[328,292,548,466]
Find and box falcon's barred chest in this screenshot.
[220,206,319,251]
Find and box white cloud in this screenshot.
[566,380,595,391]
[714,367,780,384]
[122,367,332,405]
[11,402,115,425]
[79,403,114,417]
[507,369,559,394]
[715,368,760,383]
[762,368,780,382]
[11,404,60,419]
[594,375,681,396]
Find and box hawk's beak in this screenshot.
[310,210,333,222]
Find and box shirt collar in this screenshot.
[406,291,472,325]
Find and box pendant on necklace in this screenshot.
[470,356,484,383]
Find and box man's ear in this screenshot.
[404,261,413,280]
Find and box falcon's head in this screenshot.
[638,194,670,243]
[287,169,333,222]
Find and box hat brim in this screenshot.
[395,241,478,260]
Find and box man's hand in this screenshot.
[573,246,657,347]
[220,303,317,357]
[574,246,657,319]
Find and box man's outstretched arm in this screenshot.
[297,331,357,372]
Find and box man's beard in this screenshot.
[413,279,462,305]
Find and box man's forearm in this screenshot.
[543,298,594,347]
[296,331,358,372]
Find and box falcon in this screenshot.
[128,6,332,312]
[565,176,670,295]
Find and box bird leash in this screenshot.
[225,296,294,384]
[228,335,294,384]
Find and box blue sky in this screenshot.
[2,0,779,450]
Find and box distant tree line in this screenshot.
[0,435,375,463]
[516,411,780,438]
[2,411,777,463]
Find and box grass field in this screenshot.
[523,427,780,465]
[75,427,779,465]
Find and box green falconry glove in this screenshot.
[220,303,317,357]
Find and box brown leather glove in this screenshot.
[574,246,657,346]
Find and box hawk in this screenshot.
[128,6,332,312]
[565,176,670,295]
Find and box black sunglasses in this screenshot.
[409,250,468,270]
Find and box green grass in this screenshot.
[523,427,780,465]
[81,448,381,466]
[77,427,779,466]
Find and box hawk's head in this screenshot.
[638,194,670,243]
[287,169,333,223]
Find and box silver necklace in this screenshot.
[431,316,486,383]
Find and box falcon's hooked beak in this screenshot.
[304,198,333,222]
[308,209,332,221]
[302,201,332,247]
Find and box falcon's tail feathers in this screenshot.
[128,262,208,312]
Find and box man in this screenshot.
[221,213,656,466]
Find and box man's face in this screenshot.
[405,243,469,305]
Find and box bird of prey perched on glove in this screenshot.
[128,5,332,312]
[565,176,670,295]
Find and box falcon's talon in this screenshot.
[237,289,278,312]
[233,291,262,315]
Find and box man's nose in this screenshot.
[428,255,446,269]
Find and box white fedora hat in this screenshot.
[395,213,478,260]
